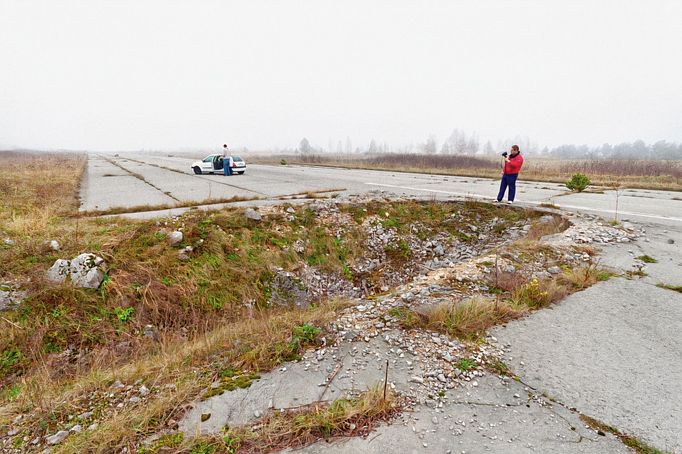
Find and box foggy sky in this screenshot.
[1,0,681,152]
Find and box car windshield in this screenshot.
[232,156,243,162]
[202,155,215,162]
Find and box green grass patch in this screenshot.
[656,283,682,294]
[455,358,476,371]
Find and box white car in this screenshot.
[191,154,246,175]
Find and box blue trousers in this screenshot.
[223,160,232,176]
[497,173,518,202]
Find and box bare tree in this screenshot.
[422,135,437,154]
[465,132,479,154]
[483,140,495,155]
[299,137,312,155]
[368,139,379,154]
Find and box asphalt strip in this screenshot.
[120,156,269,197]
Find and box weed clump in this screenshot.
[392,299,523,341]
[566,173,591,192]
[656,283,682,294]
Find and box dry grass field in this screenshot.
[0,152,351,451]
[0,152,526,451]
[0,151,624,452]
[256,153,682,191]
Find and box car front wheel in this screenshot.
[193,166,202,175]
[237,171,245,175]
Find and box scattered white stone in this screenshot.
[244,208,262,221]
[168,231,183,246]
[46,430,69,445]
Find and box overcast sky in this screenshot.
[1,0,681,152]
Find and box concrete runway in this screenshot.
[80,153,682,228]
[79,152,682,451]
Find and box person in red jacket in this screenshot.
[496,144,524,204]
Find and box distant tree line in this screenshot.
[544,140,682,160]
[290,133,682,160]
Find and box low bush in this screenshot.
[566,173,591,192]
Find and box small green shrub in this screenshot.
[511,278,550,308]
[637,255,657,264]
[290,323,321,349]
[1,349,21,372]
[456,358,476,371]
[566,173,591,192]
[280,159,287,165]
[114,306,135,323]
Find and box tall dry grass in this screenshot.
[256,153,682,191]
[0,151,86,236]
[4,301,342,452]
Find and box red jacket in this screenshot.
[504,153,523,175]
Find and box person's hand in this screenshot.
[504,157,510,162]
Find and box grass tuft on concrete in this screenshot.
[656,283,682,294]
[180,387,400,454]
[579,414,668,454]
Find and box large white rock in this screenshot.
[0,283,27,311]
[168,231,183,246]
[46,254,106,289]
[46,259,71,283]
[69,253,106,289]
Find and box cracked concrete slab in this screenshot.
[295,375,628,454]
[79,156,176,211]
[492,223,682,452]
[179,332,423,436]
